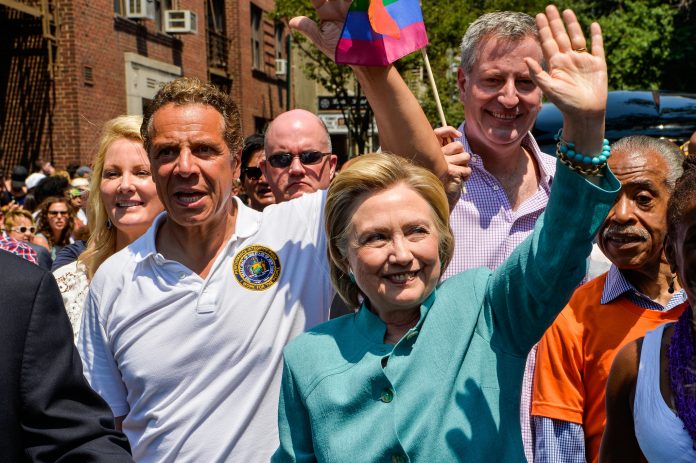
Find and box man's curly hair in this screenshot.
[141,77,243,155]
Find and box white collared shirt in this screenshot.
[78,191,333,462]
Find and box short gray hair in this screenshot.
[612,135,684,190]
[460,11,539,75]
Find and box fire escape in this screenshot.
[206,0,231,93]
[0,0,59,171]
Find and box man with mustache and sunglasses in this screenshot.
[531,136,688,463]
[260,109,338,203]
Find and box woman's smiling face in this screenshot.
[346,183,441,317]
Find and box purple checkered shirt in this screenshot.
[441,124,556,280]
[0,236,38,265]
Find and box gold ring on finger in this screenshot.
[573,47,588,53]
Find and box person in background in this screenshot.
[53,115,163,338]
[66,162,80,179]
[600,157,696,462]
[261,109,338,203]
[3,208,52,270]
[240,133,275,211]
[8,166,28,206]
[70,177,90,226]
[0,168,11,206]
[34,196,74,259]
[33,175,69,211]
[76,165,93,178]
[532,136,688,463]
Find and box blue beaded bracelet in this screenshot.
[554,129,611,176]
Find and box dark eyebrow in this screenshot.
[624,179,660,193]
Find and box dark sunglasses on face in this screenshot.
[48,210,69,217]
[13,226,36,234]
[242,166,263,180]
[266,150,332,169]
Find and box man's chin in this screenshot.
[285,185,313,200]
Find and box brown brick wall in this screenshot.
[230,0,288,137]
[2,0,289,170]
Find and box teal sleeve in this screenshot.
[272,356,317,463]
[481,161,620,355]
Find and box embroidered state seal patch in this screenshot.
[233,245,281,291]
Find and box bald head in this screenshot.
[260,109,337,202]
[265,109,332,154]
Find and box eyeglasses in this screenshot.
[266,150,332,168]
[48,210,69,217]
[242,166,263,180]
[12,226,36,234]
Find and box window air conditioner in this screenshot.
[275,58,287,76]
[164,10,198,34]
[125,0,155,19]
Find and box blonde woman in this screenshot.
[54,115,163,338]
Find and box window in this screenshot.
[155,0,172,32]
[250,4,262,70]
[207,0,225,34]
[275,23,284,60]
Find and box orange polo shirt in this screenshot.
[532,273,686,462]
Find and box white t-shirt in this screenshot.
[78,192,334,462]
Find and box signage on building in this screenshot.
[318,96,368,111]
[318,113,349,134]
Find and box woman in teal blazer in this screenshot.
[274,4,617,462]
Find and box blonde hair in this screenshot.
[4,208,35,230]
[325,153,454,309]
[80,115,143,279]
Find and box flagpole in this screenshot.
[421,47,466,194]
[421,48,447,127]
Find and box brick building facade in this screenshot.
[0,0,289,172]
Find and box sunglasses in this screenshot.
[242,166,263,181]
[70,188,88,198]
[48,210,69,217]
[266,150,331,168]
[12,226,36,234]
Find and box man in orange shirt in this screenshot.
[531,136,687,462]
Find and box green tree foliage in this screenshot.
[274,0,696,129]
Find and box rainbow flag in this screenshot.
[336,0,428,66]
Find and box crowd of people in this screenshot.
[1,2,695,462]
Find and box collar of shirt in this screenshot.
[456,122,556,193]
[131,196,261,264]
[601,264,687,311]
[354,289,438,346]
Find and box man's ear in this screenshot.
[457,68,467,103]
[232,149,242,179]
[329,155,338,179]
